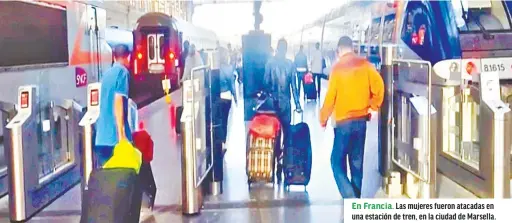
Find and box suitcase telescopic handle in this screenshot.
[292,109,304,125]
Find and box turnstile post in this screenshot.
[78,83,101,196]
[378,46,395,177]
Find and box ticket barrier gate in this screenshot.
[477,72,511,198]
[388,60,437,198]
[434,67,512,198]
[181,66,214,215]
[6,85,84,222]
[0,101,16,197]
[78,83,100,197]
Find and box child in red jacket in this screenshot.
[132,122,156,211]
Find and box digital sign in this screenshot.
[90,89,99,106]
[20,91,29,109]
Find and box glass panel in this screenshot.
[442,90,462,161]
[392,61,432,182]
[159,35,165,60]
[148,36,155,60]
[0,112,8,172]
[37,72,52,178]
[383,14,396,43]
[52,113,69,169]
[500,85,512,177]
[442,86,480,170]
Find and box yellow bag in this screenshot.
[103,140,142,174]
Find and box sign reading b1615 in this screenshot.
[482,63,505,72]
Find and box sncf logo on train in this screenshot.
[76,67,88,88]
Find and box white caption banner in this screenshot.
[344,199,510,223]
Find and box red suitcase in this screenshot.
[132,124,154,163]
[131,123,156,210]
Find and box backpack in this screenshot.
[304,72,314,84]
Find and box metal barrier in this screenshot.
[430,59,511,198]
[79,83,101,194]
[181,65,214,215]
[477,72,511,198]
[391,60,437,198]
[6,85,84,222]
[0,101,16,197]
[378,46,394,177]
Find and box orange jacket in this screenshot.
[320,53,384,126]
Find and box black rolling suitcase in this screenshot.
[81,168,142,223]
[283,112,312,190]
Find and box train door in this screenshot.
[87,5,104,82]
[146,33,166,74]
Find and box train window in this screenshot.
[371,18,381,43]
[148,36,155,60]
[383,14,396,43]
[451,0,511,31]
[400,3,433,60]
[159,35,165,60]
[0,1,68,67]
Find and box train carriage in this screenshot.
[128,12,219,107]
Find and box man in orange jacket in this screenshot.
[319,36,384,198]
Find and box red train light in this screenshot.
[412,32,419,45]
[137,53,143,59]
[169,52,175,59]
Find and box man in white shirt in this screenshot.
[180,44,205,83]
[310,42,324,98]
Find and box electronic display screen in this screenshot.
[90,89,99,106]
[20,91,29,109]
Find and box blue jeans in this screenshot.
[331,118,367,198]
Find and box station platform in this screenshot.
[0,82,475,223]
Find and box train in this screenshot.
[106,13,219,107]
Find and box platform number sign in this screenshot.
[76,67,88,87]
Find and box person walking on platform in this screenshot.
[227,43,241,84]
[178,40,190,82]
[294,45,308,96]
[311,42,325,98]
[236,52,243,84]
[181,44,205,83]
[319,36,384,198]
[263,38,302,181]
[94,44,133,167]
[218,43,238,152]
